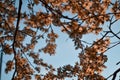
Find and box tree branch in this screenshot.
[109,17,120,40]
[0,44,3,80]
[12,0,22,80]
[106,68,120,80]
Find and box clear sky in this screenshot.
[1,0,120,80]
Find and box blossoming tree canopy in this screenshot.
[0,0,120,80]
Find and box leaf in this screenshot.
[34,0,39,5]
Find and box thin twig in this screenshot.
[23,53,35,69]
[107,42,120,51]
[109,17,120,40]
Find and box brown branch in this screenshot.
[12,0,22,80]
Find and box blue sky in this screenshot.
[1,0,120,80]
